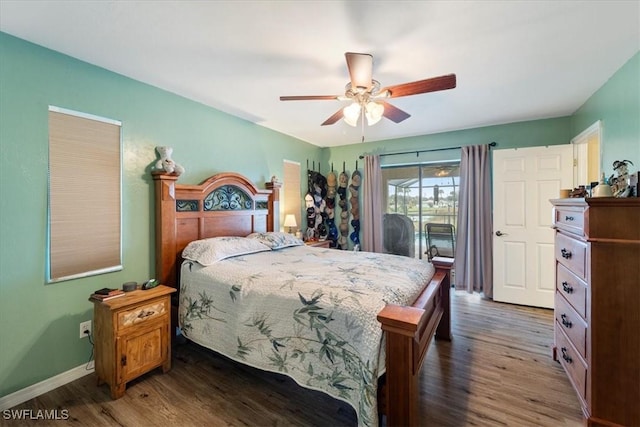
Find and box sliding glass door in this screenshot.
[382,162,460,259]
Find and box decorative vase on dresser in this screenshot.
[551,197,639,427]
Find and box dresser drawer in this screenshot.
[555,293,587,359]
[553,206,585,236]
[555,233,587,280]
[556,326,587,403]
[118,299,168,329]
[556,263,587,319]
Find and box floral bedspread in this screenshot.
[179,245,435,426]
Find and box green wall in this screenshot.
[0,32,320,397]
[323,116,573,169]
[571,52,640,174]
[1,30,637,400]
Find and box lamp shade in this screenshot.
[365,101,384,125]
[283,214,297,232]
[343,102,361,127]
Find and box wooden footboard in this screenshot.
[377,257,453,426]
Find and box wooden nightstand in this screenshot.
[305,240,330,248]
[91,285,176,399]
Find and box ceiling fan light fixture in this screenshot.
[280,52,456,129]
[365,101,384,126]
[343,102,361,127]
[377,89,391,99]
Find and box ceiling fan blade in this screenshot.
[380,101,411,123]
[321,109,344,126]
[280,95,340,101]
[380,74,456,98]
[345,52,373,90]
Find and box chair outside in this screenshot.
[425,223,455,260]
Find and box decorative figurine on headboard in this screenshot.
[154,146,185,176]
[609,159,633,198]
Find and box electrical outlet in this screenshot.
[79,320,91,339]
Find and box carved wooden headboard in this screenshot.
[152,171,280,290]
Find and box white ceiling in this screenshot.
[1,1,638,148]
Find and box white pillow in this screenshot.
[182,236,270,265]
[247,231,304,250]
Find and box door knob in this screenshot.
[495,230,507,236]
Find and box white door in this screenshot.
[571,120,602,186]
[492,145,573,308]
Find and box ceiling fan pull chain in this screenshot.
[361,106,365,143]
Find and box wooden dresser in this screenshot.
[551,197,639,426]
[91,285,176,398]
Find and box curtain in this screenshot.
[455,144,493,298]
[362,155,384,253]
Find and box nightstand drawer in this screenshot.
[555,233,587,280]
[556,263,587,319]
[118,299,168,328]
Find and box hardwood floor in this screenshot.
[2,291,583,427]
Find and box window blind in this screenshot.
[48,107,122,282]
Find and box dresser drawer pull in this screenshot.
[565,215,574,221]
[561,248,572,259]
[561,281,574,294]
[560,314,573,328]
[137,310,155,319]
[561,347,573,364]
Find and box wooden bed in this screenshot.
[153,171,453,426]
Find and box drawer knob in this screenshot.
[137,310,155,319]
[561,314,573,328]
[561,347,573,364]
[561,248,572,259]
[561,281,574,294]
[565,215,574,221]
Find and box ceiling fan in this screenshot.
[280,52,456,127]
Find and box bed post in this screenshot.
[265,178,281,232]
[377,257,453,426]
[432,257,453,340]
[152,172,180,288]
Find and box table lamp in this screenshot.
[283,214,297,234]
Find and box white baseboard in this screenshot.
[0,362,94,411]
